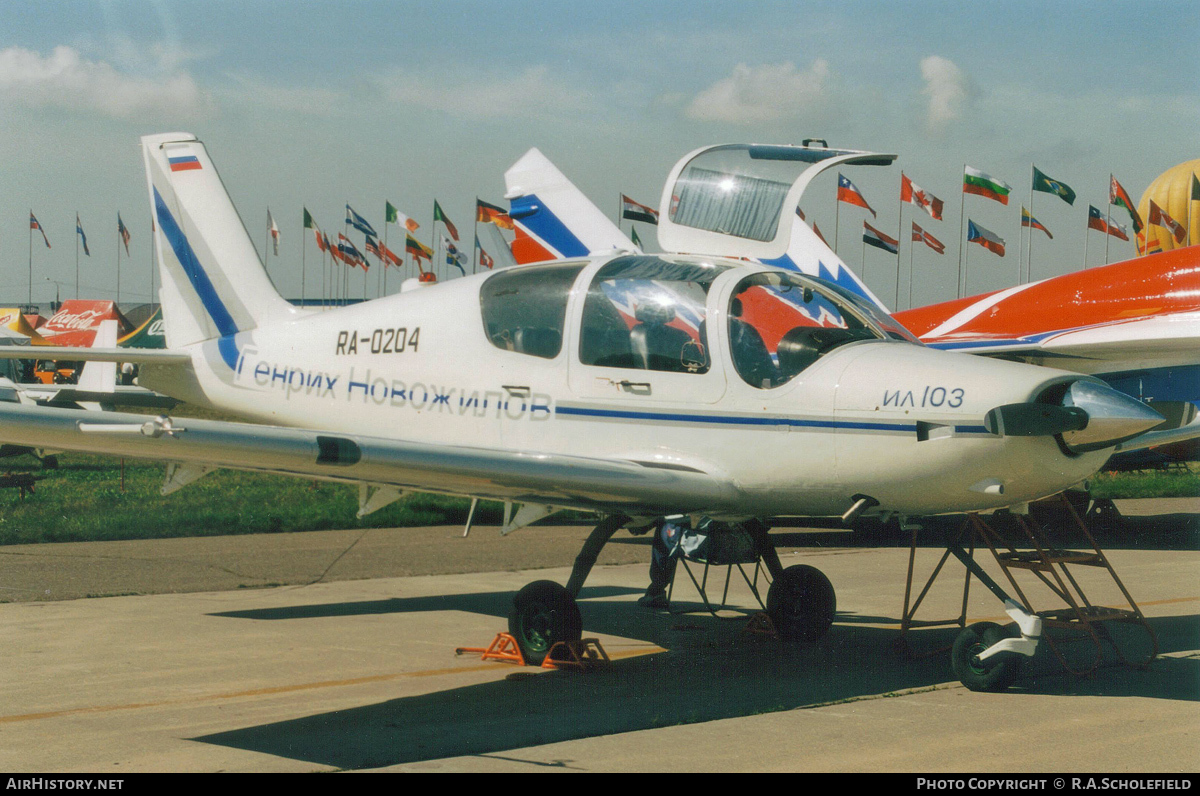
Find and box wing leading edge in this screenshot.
[0,403,740,516]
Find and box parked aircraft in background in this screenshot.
[0,135,1182,692]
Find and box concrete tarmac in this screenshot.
[0,500,1197,773]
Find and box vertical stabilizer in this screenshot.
[503,148,636,264]
[141,133,302,350]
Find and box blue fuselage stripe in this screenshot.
[555,405,918,433]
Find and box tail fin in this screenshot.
[503,148,635,264]
[141,133,301,351]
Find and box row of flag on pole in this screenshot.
[29,212,132,256]
[295,197,516,281]
[830,165,1190,262]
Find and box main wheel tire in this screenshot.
[507,580,583,666]
[766,564,836,642]
[951,621,1024,692]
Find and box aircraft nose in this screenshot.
[984,380,1164,454]
[1058,380,1166,453]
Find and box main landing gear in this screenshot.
[505,514,837,664]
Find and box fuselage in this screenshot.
[141,254,1112,518]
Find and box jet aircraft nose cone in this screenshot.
[1059,380,1165,453]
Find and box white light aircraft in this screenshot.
[0,135,1173,689]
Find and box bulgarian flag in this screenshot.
[1109,176,1143,233]
[963,167,1011,205]
[386,201,420,233]
[967,220,1005,256]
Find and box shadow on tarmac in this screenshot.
[195,587,1199,770]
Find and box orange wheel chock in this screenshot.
[455,632,527,666]
[540,638,610,671]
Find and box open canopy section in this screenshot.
[657,143,896,261]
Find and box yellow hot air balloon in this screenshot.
[1137,159,1200,254]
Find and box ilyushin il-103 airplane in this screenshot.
[0,134,1184,691]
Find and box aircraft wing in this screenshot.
[0,346,192,365]
[0,403,742,517]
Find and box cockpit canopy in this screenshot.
[479,255,916,386]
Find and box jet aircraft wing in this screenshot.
[0,402,741,518]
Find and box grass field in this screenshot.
[0,448,1193,546]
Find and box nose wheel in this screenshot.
[950,621,1024,692]
[507,580,583,666]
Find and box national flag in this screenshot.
[30,213,50,248]
[811,221,829,247]
[621,194,659,225]
[1148,200,1186,243]
[1032,166,1076,205]
[1107,218,1130,242]
[443,234,468,275]
[268,210,280,255]
[345,204,378,239]
[912,222,945,254]
[900,174,944,220]
[837,174,876,217]
[1022,206,1053,239]
[1086,205,1110,235]
[630,225,643,249]
[862,221,898,254]
[1109,176,1143,234]
[366,235,402,267]
[406,232,433,261]
[967,220,1005,256]
[303,208,315,230]
[364,235,383,262]
[962,166,1011,205]
[118,214,131,255]
[337,233,369,269]
[386,201,420,233]
[315,227,328,253]
[476,199,514,230]
[475,236,494,270]
[434,200,459,241]
[167,153,202,172]
[76,214,90,256]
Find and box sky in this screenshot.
[1,0,1196,311]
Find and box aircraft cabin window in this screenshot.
[480,263,586,359]
[729,272,882,389]
[579,256,728,374]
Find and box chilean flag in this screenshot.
[837,174,876,218]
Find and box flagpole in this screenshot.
[28,211,33,307]
[302,215,308,308]
[907,224,915,310]
[1026,164,1035,283]
[116,213,122,307]
[473,202,479,275]
[1105,176,1113,265]
[834,182,841,255]
[75,213,80,303]
[1017,209,1025,285]
[382,210,389,297]
[894,202,903,311]
[1083,222,1090,270]
[956,166,966,299]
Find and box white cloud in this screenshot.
[0,45,214,119]
[686,60,830,124]
[381,66,592,120]
[920,55,969,130]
